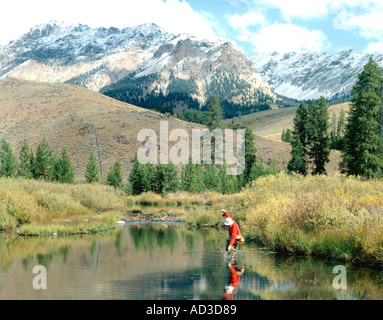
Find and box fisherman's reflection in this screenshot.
[222,262,245,300]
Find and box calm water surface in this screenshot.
[0,222,383,300]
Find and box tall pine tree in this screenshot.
[341,58,383,178]
[128,156,154,195]
[0,139,17,178]
[59,148,75,184]
[206,95,224,130]
[106,161,123,189]
[151,162,179,195]
[287,136,307,175]
[242,127,257,187]
[18,139,34,179]
[34,138,53,181]
[293,102,310,151]
[307,97,331,175]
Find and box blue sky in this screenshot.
[1,0,382,55]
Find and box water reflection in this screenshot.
[0,224,382,300]
[222,263,245,300]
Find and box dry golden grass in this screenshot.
[126,191,245,226]
[239,173,383,263]
[0,177,127,235]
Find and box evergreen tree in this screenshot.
[129,156,144,195]
[285,129,292,143]
[203,164,219,192]
[218,164,230,194]
[34,138,53,181]
[151,162,179,195]
[341,58,383,178]
[307,97,331,175]
[106,161,123,189]
[59,148,75,184]
[85,151,100,183]
[243,127,257,186]
[206,95,224,130]
[216,163,239,194]
[181,157,205,193]
[18,139,34,179]
[226,174,239,194]
[287,136,307,175]
[128,156,154,195]
[142,163,155,193]
[50,148,75,184]
[248,160,266,184]
[50,152,61,182]
[164,162,179,193]
[0,139,17,178]
[293,102,310,151]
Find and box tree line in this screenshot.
[287,58,383,178]
[0,137,114,186]
[0,95,282,195]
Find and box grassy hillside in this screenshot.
[228,102,350,172]
[0,78,347,183]
[229,102,350,141]
[0,78,204,182]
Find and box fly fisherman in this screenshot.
[222,209,244,252]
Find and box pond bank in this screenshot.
[2,174,383,266]
[0,178,128,237]
[125,174,383,266]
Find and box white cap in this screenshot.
[225,285,235,294]
[225,218,234,226]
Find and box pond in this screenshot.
[0,222,382,300]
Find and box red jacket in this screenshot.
[224,211,241,246]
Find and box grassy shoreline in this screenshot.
[1,174,383,266]
[240,173,383,265]
[126,173,383,265]
[0,178,127,236]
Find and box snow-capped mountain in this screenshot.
[0,21,277,112]
[252,50,383,101]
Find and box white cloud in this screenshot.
[250,23,327,53]
[229,12,265,30]
[365,41,383,54]
[345,12,383,39]
[0,0,218,45]
[229,12,265,42]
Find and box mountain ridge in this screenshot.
[252,50,383,101]
[0,22,280,117]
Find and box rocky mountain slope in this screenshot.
[252,50,383,101]
[0,22,279,115]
